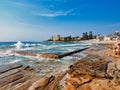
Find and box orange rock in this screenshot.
[39,54,58,59]
[14,80,32,90]
[28,77,54,90]
[28,76,54,90]
[67,74,92,86]
[66,82,76,90]
[78,86,92,90]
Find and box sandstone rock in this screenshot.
[66,56,120,90]
[0,77,27,90]
[0,69,20,79]
[115,60,120,70]
[0,63,22,73]
[107,62,120,78]
[14,80,32,90]
[16,51,37,57]
[34,60,41,64]
[28,76,54,90]
[89,79,120,90]
[78,85,92,90]
[66,74,92,89]
[0,72,24,87]
[68,57,109,78]
[107,62,116,77]
[66,82,76,90]
[44,71,67,90]
[39,54,59,59]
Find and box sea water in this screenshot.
[0,41,91,76]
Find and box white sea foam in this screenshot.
[9,59,21,64]
[62,56,74,60]
[13,41,38,51]
[0,51,14,58]
[5,50,14,55]
[25,43,37,47]
[0,52,5,58]
[14,41,26,50]
[60,43,81,47]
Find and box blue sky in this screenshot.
[0,0,120,41]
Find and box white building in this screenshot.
[52,35,60,41]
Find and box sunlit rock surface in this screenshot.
[66,55,120,90]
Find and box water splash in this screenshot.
[14,41,26,50]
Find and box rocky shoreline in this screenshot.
[66,43,120,90]
[0,42,120,90]
[66,55,120,90]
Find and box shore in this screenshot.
[0,41,120,90]
[66,41,120,90]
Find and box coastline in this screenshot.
[65,41,120,90]
[0,41,120,90]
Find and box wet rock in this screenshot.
[39,54,59,59]
[0,63,22,73]
[23,65,34,71]
[34,60,41,64]
[16,51,37,57]
[0,72,24,87]
[0,63,37,90]
[58,48,89,59]
[0,69,20,79]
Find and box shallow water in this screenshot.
[0,41,90,76]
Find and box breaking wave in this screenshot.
[13,41,26,50]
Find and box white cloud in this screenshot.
[6,0,75,17]
[34,9,73,17]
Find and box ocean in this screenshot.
[0,41,91,76]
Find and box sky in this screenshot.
[0,0,120,41]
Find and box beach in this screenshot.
[0,41,120,90]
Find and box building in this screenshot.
[104,36,111,41]
[49,35,72,41]
[52,35,60,41]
